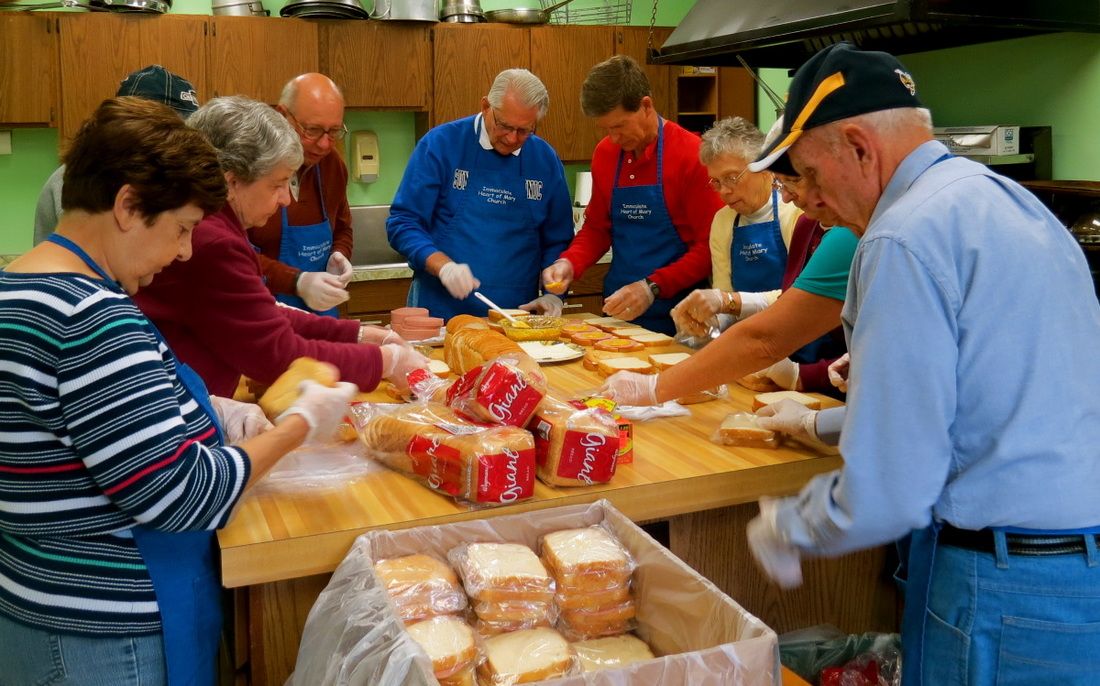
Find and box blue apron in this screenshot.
[729,188,787,292]
[408,117,539,320]
[48,234,224,686]
[277,169,338,317]
[604,118,695,335]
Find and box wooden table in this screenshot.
[220,332,899,684]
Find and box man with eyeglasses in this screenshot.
[250,73,355,316]
[541,56,723,335]
[386,69,573,320]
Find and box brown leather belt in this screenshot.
[939,525,1099,557]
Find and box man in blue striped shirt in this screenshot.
[747,43,1100,685]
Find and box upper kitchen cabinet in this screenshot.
[58,14,208,143]
[529,25,614,163]
[616,26,675,122]
[209,17,318,104]
[432,24,530,127]
[718,67,757,123]
[320,22,430,110]
[0,15,57,127]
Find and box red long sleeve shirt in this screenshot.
[134,205,382,398]
[250,152,354,296]
[560,120,723,298]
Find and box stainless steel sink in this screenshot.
[350,205,408,268]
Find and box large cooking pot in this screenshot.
[484,0,574,24]
[369,0,436,21]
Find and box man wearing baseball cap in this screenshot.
[745,42,1100,684]
[33,65,199,244]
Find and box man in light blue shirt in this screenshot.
[748,43,1100,685]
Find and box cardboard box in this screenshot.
[289,500,779,685]
[933,125,1021,156]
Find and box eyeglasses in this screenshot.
[707,167,751,192]
[491,109,536,139]
[773,175,807,195]
[287,112,348,142]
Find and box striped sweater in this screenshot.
[0,271,250,636]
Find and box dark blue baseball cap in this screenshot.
[116,65,199,118]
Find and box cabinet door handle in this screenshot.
[359,319,384,325]
[562,303,584,310]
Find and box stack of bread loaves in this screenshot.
[373,553,468,625]
[450,542,557,636]
[541,527,637,639]
[529,396,619,487]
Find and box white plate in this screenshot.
[518,340,584,364]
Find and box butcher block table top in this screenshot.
[218,322,843,588]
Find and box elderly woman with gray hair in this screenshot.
[136,95,428,399]
[385,68,574,320]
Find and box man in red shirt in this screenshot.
[250,73,355,316]
[542,56,723,334]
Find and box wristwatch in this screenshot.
[644,278,661,299]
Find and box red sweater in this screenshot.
[250,152,354,296]
[560,120,723,298]
[134,205,382,398]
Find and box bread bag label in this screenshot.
[406,436,466,497]
[477,446,535,503]
[447,360,544,427]
[532,418,617,484]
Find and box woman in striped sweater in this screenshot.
[0,97,355,686]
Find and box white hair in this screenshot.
[814,107,933,150]
[189,96,303,182]
[487,69,550,120]
[699,116,766,166]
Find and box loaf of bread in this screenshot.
[529,397,619,487]
[445,358,546,427]
[541,527,634,592]
[751,390,822,411]
[596,357,655,377]
[444,315,541,378]
[716,412,780,448]
[404,615,477,680]
[572,634,655,673]
[478,627,575,684]
[257,357,339,420]
[450,542,555,603]
[374,554,467,624]
[647,352,690,370]
[353,402,535,504]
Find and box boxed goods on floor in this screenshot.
[288,500,779,685]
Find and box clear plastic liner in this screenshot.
[711,412,781,449]
[248,440,384,496]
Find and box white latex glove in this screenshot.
[381,343,431,394]
[438,262,479,300]
[747,496,803,589]
[298,271,350,311]
[745,358,801,391]
[519,293,564,316]
[358,325,407,346]
[671,288,723,338]
[754,398,819,442]
[209,395,273,443]
[599,371,659,406]
[326,251,354,286]
[828,353,850,393]
[737,291,773,320]
[603,280,654,321]
[275,379,358,443]
[541,258,574,295]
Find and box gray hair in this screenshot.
[188,96,303,182]
[699,117,766,166]
[813,107,934,151]
[487,69,550,120]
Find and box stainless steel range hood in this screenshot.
[653,1,1100,68]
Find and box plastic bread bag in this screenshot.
[443,355,547,428]
[348,401,536,506]
[557,598,638,641]
[676,384,729,405]
[402,615,480,683]
[477,626,580,685]
[711,412,781,449]
[248,440,385,496]
[470,597,560,636]
[530,396,619,487]
[447,542,556,605]
[538,526,637,593]
[372,554,468,625]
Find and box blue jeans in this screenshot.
[920,536,1100,685]
[0,613,166,686]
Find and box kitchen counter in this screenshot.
[350,251,614,283]
[222,327,898,683]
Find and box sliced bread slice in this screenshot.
[647,352,690,370]
[404,615,477,678]
[718,412,779,448]
[572,633,655,673]
[630,332,674,346]
[479,627,574,684]
[751,390,823,411]
[596,357,656,377]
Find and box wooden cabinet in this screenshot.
[564,261,609,315]
[208,16,318,103]
[431,23,530,127]
[320,22,430,110]
[0,15,57,127]
[616,26,675,122]
[674,66,757,134]
[718,67,757,123]
[57,14,208,143]
[529,25,613,162]
[341,277,412,325]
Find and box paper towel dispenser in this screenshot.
[352,130,379,183]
